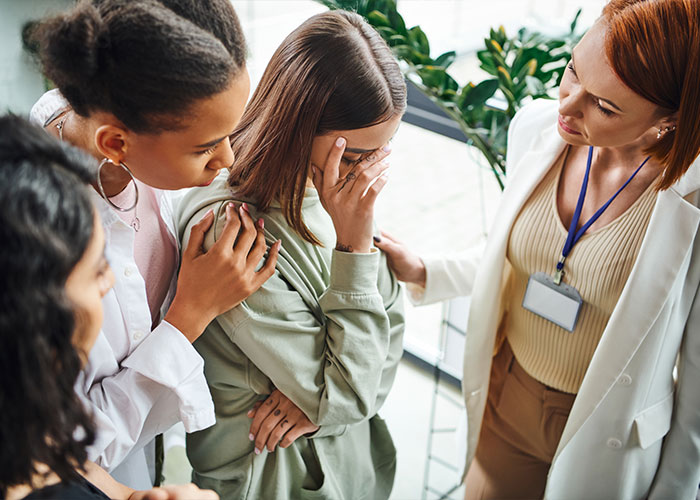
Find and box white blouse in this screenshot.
[30,90,215,489]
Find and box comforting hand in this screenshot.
[311,137,390,254]
[128,484,219,500]
[165,203,281,342]
[373,231,426,287]
[248,389,319,454]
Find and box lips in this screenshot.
[558,115,581,135]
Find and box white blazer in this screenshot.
[416,99,700,499]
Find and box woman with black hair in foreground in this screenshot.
[0,115,217,500]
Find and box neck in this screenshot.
[591,127,658,170]
[94,162,133,198]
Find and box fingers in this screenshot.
[379,230,400,243]
[348,159,390,195]
[210,202,241,251]
[254,240,281,281]
[249,392,279,444]
[247,401,263,419]
[360,169,389,206]
[182,209,214,260]
[232,204,258,253]
[138,488,169,500]
[265,415,293,452]
[159,484,219,500]
[254,405,286,454]
[323,137,346,190]
[279,423,318,448]
[245,220,269,268]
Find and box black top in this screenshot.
[21,477,110,500]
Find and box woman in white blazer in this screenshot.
[376,1,700,498]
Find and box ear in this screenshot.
[93,124,130,164]
[657,111,678,131]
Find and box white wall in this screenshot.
[0,0,73,116]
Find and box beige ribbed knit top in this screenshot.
[505,150,657,394]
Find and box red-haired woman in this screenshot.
[377,0,700,498]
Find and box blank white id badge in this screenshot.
[522,272,582,332]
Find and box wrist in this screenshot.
[335,242,371,254]
[164,296,211,343]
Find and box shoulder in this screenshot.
[175,172,233,249]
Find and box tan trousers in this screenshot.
[464,341,576,500]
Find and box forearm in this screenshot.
[81,324,214,469]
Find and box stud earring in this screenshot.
[657,125,677,139]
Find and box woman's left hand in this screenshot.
[248,389,319,454]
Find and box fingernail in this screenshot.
[257,218,264,229]
[336,137,346,147]
[254,448,261,455]
[226,203,233,220]
[249,433,254,441]
[204,208,214,218]
[242,202,249,212]
[382,143,392,152]
[312,165,318,175]
[373,235,381,243]
[275,239,282,248]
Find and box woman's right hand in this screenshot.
[165,203,281,342]
[373,231,427,287]
[129,484,218,500]
[311,137,390,254]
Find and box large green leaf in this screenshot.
[459,79,499,110]
[407,26,430,56]
[367,10,392,28]
[434,50,456,68]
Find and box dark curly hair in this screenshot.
[33,0,246,133]
[0,115,99,493]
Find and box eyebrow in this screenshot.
[195,135,229,149]
[571,52,623,112]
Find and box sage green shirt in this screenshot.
[175,173,405,499]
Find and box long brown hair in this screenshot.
[228,10,406,244]
[603,0,700,190]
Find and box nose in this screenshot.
[559,85,585,119]
[210,137,235,171]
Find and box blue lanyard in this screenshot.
[553,146,651,285]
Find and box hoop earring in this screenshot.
[97,158,141,231]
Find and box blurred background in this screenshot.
[0,1,606,498]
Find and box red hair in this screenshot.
[604,0,700,190]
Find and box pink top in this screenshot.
[110,180,177,327]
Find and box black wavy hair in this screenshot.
[0,115,98,493]
[34,0,246,133]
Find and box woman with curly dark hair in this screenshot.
[28,0,279,487]
[0,115,217,500]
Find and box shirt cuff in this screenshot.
[329,248,380,293]
[121,321,215,432]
